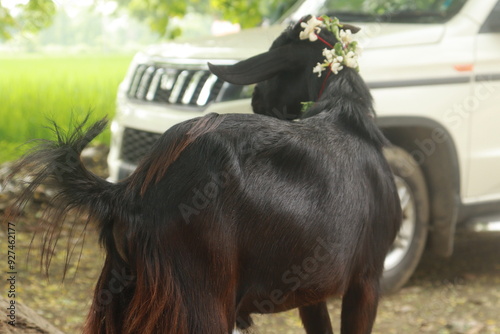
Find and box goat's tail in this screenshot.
[5,114,222,334]
[3,116,118,269]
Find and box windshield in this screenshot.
[287,0,468,23]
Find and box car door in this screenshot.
[467,0,500,202]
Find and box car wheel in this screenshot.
[381,146,430,294]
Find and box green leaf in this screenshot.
[301,101,315,113]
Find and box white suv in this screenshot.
[108,0,500,293]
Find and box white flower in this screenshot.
[322,48,334,62]
[330,62,344,74]
[313,63,325,77]
[344,50,358,68]
[339,29,353,45]
[300,17,324,42]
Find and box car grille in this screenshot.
[120,128,162,165]
[119,61,253,178]
[127,64,225,107]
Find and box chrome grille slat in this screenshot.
[136,66,155,99]
[146,68,165,101]
[182,70,206,105]
[127,64,225,108]
[197,74,219,106]
[161,70,177,90]
[169,70,189,104]
[155,69,178,103]
[128,65,147,97]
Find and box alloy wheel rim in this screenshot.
[384,176,417,271]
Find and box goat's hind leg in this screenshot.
[299,301,333,334]
[340,277,379,334]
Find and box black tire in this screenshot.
[381,146,430,294]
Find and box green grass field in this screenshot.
[0,54,133,163]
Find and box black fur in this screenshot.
[5,15,401,334]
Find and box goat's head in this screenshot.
[209,15,360,120]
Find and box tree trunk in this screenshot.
[1,296,65,334]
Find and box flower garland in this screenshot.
[299,15,362,113]
[299,15,361,77]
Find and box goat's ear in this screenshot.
[208,45,303,85]
[341,23,361,34]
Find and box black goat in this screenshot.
[6,15,401,334]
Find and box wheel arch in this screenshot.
[378,116,461,257]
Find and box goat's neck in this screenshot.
[302,69,387,148]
